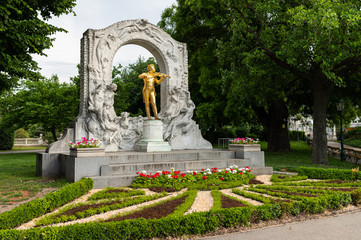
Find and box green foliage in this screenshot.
[14,128,30,138]
[344,127,361,140]
[270,175,308,183]
[289,131,306,141]
[112,57,157,116]
[264,141,358,172]
[167,190,198,217]
[0,121,14,150]
[88,188,145,200]
[0,178,93,229]
[0,76,79,142]
[210,190,222,211]
[297,167,361,181]
[0,0,76,93]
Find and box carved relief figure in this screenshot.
[138,64,170,120]
[161,87,196,141]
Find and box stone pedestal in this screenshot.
[229,144,264,167]
[135,120,171,152]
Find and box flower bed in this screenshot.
[2,167,361,239]
[131,166,254,190]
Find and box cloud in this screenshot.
[32,0,176,82]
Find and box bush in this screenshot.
[0,122,14,150]
[289,131,306,141]
[14,128,30,138]
[344,127,361,139]
[297,167,361,181]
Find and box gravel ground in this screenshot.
[184,191,213,214]
[220,189,263,206]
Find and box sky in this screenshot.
[32,0,177,83]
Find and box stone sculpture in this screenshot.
[46,19,211,153]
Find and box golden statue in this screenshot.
[139,64,171,120]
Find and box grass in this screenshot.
[0,146,46,152]
[262,141,358,172]
[344,138,361,148]
[0,153,68,204]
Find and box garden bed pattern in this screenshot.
[3,171,361,240]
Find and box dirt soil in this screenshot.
[149,186,177,192]
[249,179,264,185]
[105,196,186,222]
[221,195,248,209]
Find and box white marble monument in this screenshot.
[46,19,212,153]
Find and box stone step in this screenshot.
[106,150,236,164]
[91,166,274,188]
[100,158,252,176]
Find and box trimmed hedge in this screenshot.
[0,178,93,229]
[297,167,361,180]
[270,175,308,182]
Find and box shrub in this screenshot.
[14,128,30,138]
[0,122,14,150]
[297,167,360,180]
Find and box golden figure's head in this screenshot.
[147,64,156,73]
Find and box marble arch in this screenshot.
[48,19,211,152]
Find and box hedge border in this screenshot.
[0,178,93,230]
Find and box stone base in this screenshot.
[70,148,105,157]
[135,120,171,152]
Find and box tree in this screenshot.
[0,76,79,141]
[159,1,293,150]
[181,0,361,163]
[0,0,76,93]
[159,1,238,140]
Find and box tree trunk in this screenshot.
[253,100,291,152]
[311,69,333,165]
[267,100,291,152]
[51,127,58,142]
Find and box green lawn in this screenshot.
[263,141,358,172]
[344,138,361,148]
[0,146,47,152]
[0,153,67,204]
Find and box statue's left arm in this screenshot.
[155,73,171,84]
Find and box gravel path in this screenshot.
[184,191,213,214]
[220,189,263,206]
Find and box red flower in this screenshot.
[174,170,181,175]
[181,173,186,177]
[240,172,243,175]
[146,174,151,178]
[202,169,205,171]
[136,172,139,175]
[212,170,216,173]
[193,172,197,175]
[225,171,228,174]
[202,176,207,180]
[220,177,224,181]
